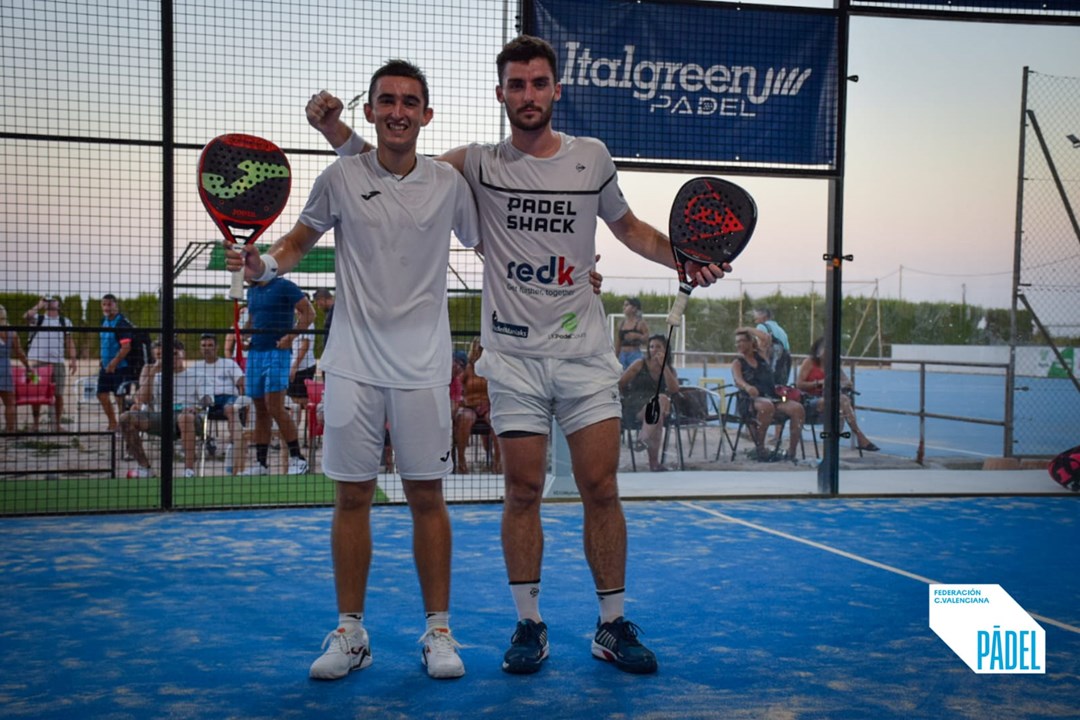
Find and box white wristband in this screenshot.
[255,253,279,283]
[335,131,368,157]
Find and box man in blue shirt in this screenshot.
[240,276,315,475]
[97,294,134,432]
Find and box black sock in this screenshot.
[256,444,268,466]
[287,439,304,460]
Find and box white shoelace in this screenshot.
[419,628,461,653]
[322,627,362,653]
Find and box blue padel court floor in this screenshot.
[1,497,1078,719]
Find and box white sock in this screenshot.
[426,611,450,632]
[510,580,542,623]
[339,612,363,631]
[597,587,625,624]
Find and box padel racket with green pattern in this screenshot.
[197,134,291,301]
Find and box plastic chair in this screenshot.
[13,365,56,409]
[621,397,673,471]
[304,379,324,447]
[669,386,725,464]
[725,390,805,462]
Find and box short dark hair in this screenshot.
[102,293,118,302]
[312,288,333,300]
[369,59,429,109]
[497,35,558,84]
[626,297,641,310]
[200,333,217,342]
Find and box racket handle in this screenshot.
[666,287,691,327]
[228,270,245,300]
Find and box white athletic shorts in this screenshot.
[321,373,452,482]
[475,349,622,436]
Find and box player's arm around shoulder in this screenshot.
[447,167,481,248]
[436,145,469,175]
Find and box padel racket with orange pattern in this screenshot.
[665,176,756,326]
[646,177,756,424]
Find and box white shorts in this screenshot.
[475,350,622,437]
[321,373,452,482]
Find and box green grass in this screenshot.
[0,474,391,515]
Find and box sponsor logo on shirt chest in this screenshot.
[505,197,577,233]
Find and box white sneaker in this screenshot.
[237,464,269,476]
[309,626,372,680]
[287,456,309,475]
[420,627,465,679]
[183,468,196,478]
[126,466,153,479]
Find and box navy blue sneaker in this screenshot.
[591,617,658,674]
[502,619,549,674]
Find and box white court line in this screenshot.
[874,437,994,458]
[680,501,1080,635]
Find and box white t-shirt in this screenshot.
[27,314,71,364]
[191,358,244,396]
[462,134,629,358]
[299,152,479,388]
[151,366,205,410]
[291,328,316,372]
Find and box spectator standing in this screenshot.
[312,288,335,338]
[0,305,33,432]
[616,298,649,369]
[239,276,314,476]
[23,296,77,431]
[287,314,318,441]
[753,307,791,383]
[96,294,135,432]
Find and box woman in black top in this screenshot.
[617,297,649,369]
[619,334,679,471]
[731,328,805,462]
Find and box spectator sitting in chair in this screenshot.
[731,328,805,463]
[119,339,204,478]
[453,338,499,474]
[619,334,679,472]
[193,333,248,467]
[795,337,879,452]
